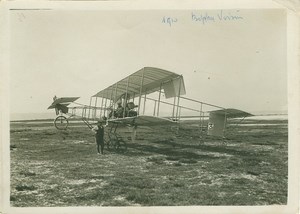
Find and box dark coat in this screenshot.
[95,125,104,144]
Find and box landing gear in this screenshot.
[54,115,69,130]
[106,133,127,152]
[105,123,127,152]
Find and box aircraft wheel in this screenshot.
[105,135,112,150]
[54,116,69,130]
[116,139,127,152]
[106,140,112,150]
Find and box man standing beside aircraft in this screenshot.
[92,120,108,155]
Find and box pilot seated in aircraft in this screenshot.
[107,103,123,119]
[108,102,137,118]
[125,102,138,117]
[115,102,124,118]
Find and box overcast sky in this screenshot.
[10,9,287,115]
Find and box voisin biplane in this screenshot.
[48,67,252,147]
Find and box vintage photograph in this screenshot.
[6,5,291,209]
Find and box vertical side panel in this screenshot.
[207,112,226,137]
[162,80,175,99]
[173,76,186,96]
[162,76,186,99]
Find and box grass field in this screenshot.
[10,119,288,206]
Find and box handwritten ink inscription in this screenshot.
[191,12,215,25]
[217,10,243,21]
[162,10,243,27]
[162,16,178,27]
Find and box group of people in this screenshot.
[109,101,138,119]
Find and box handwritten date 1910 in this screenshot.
[162,16,178,27]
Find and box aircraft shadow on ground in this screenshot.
[123,139,255,161]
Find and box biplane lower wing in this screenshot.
[108,115,176,126]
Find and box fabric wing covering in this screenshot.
[92,67,186,101]
[207,109,253,137]
[207,112,226,137]
[48,97,80,109]
[209,108,253,118]
[107,115,177,126]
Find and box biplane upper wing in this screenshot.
[47,97,80,109]
[108,115,176,126]
[92,67,186,101]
